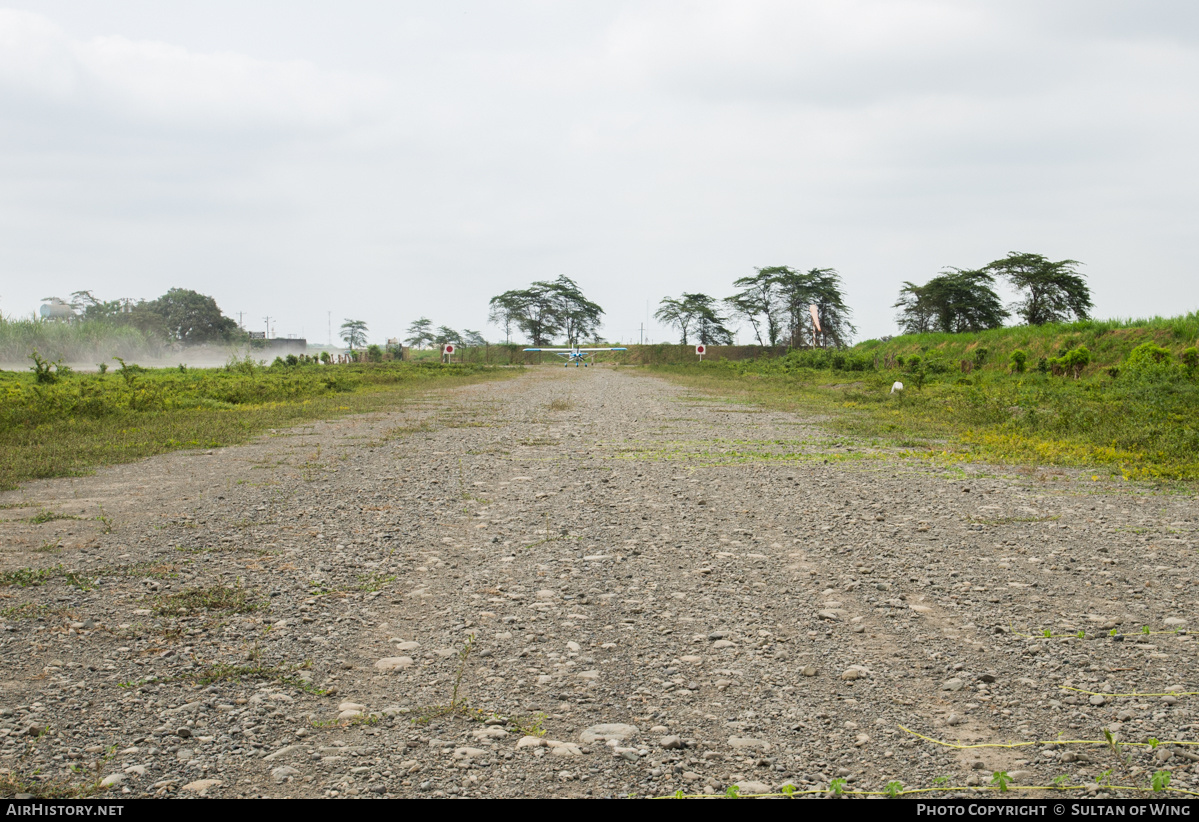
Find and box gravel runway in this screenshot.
[1,365,1197,798]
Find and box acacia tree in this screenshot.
[487,292,524,344]
[654,297,692,344]
[488,277,603,346]
[726,269,781,347]
[340,319,368,350]
[985,252,1092,326]
[686,294,734,345]
[551,276,604,346]
[893,283,935,335]
[404,317,434,349]
[512,282,561,346]
[894,269,1008,334]
[462,329,487,347]
[656,293,733,345]
[434,326,463,346]
[769,267,854,348]
[808,269,855,348]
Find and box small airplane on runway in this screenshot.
[523,346,628,367]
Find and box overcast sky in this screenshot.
[2,1,1197,345]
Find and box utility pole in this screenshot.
[263,317,272,339]
[237,311,244,330]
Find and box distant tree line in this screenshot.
[480,251,1093,351]
[655,267,855,348]
[49,289,240,345]
[403,318,487,349]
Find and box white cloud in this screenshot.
[0,2,1196,343]
[0,8,386,131]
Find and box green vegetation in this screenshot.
[859,313,1199,367]
[2,287,244,364]
[0,358,514,490]
[151,584,263,617]
[0,565,94,590]
[0,315,165,363]
[488,276,603,346]
[339,319,368,351]
[651,315,1199,482]
[24,510,81,524]
[895,268,1007,334]
[656,293,735,345]
[119,659,328,695]
[1,752,113,800]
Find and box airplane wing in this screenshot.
[575,348,628,351]
[523,348,572,352]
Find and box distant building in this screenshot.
[250,337,307,356]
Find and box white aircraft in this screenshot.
[523,346,628,367]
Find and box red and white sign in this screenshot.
[443,344,455,354]
[695,344,706,355]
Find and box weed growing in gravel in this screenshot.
[1103,727,1139,786]
[119,658,327,694]
[0,602,49,620]
[1012,622,1186,641]
[0,747,115,800]
[446,635,474,711]
[94,505,113,534]
[24,510,81,524]
[355,572,396,593]
[151,583,263,617]
[0,565,93,589]
[510,712,548,738]
[412,635,482,724]
[967,514,1061,526]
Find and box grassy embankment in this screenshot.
[0,359,516,491]
[649,314,1199,482]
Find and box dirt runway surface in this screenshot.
[2,366,1198,799]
